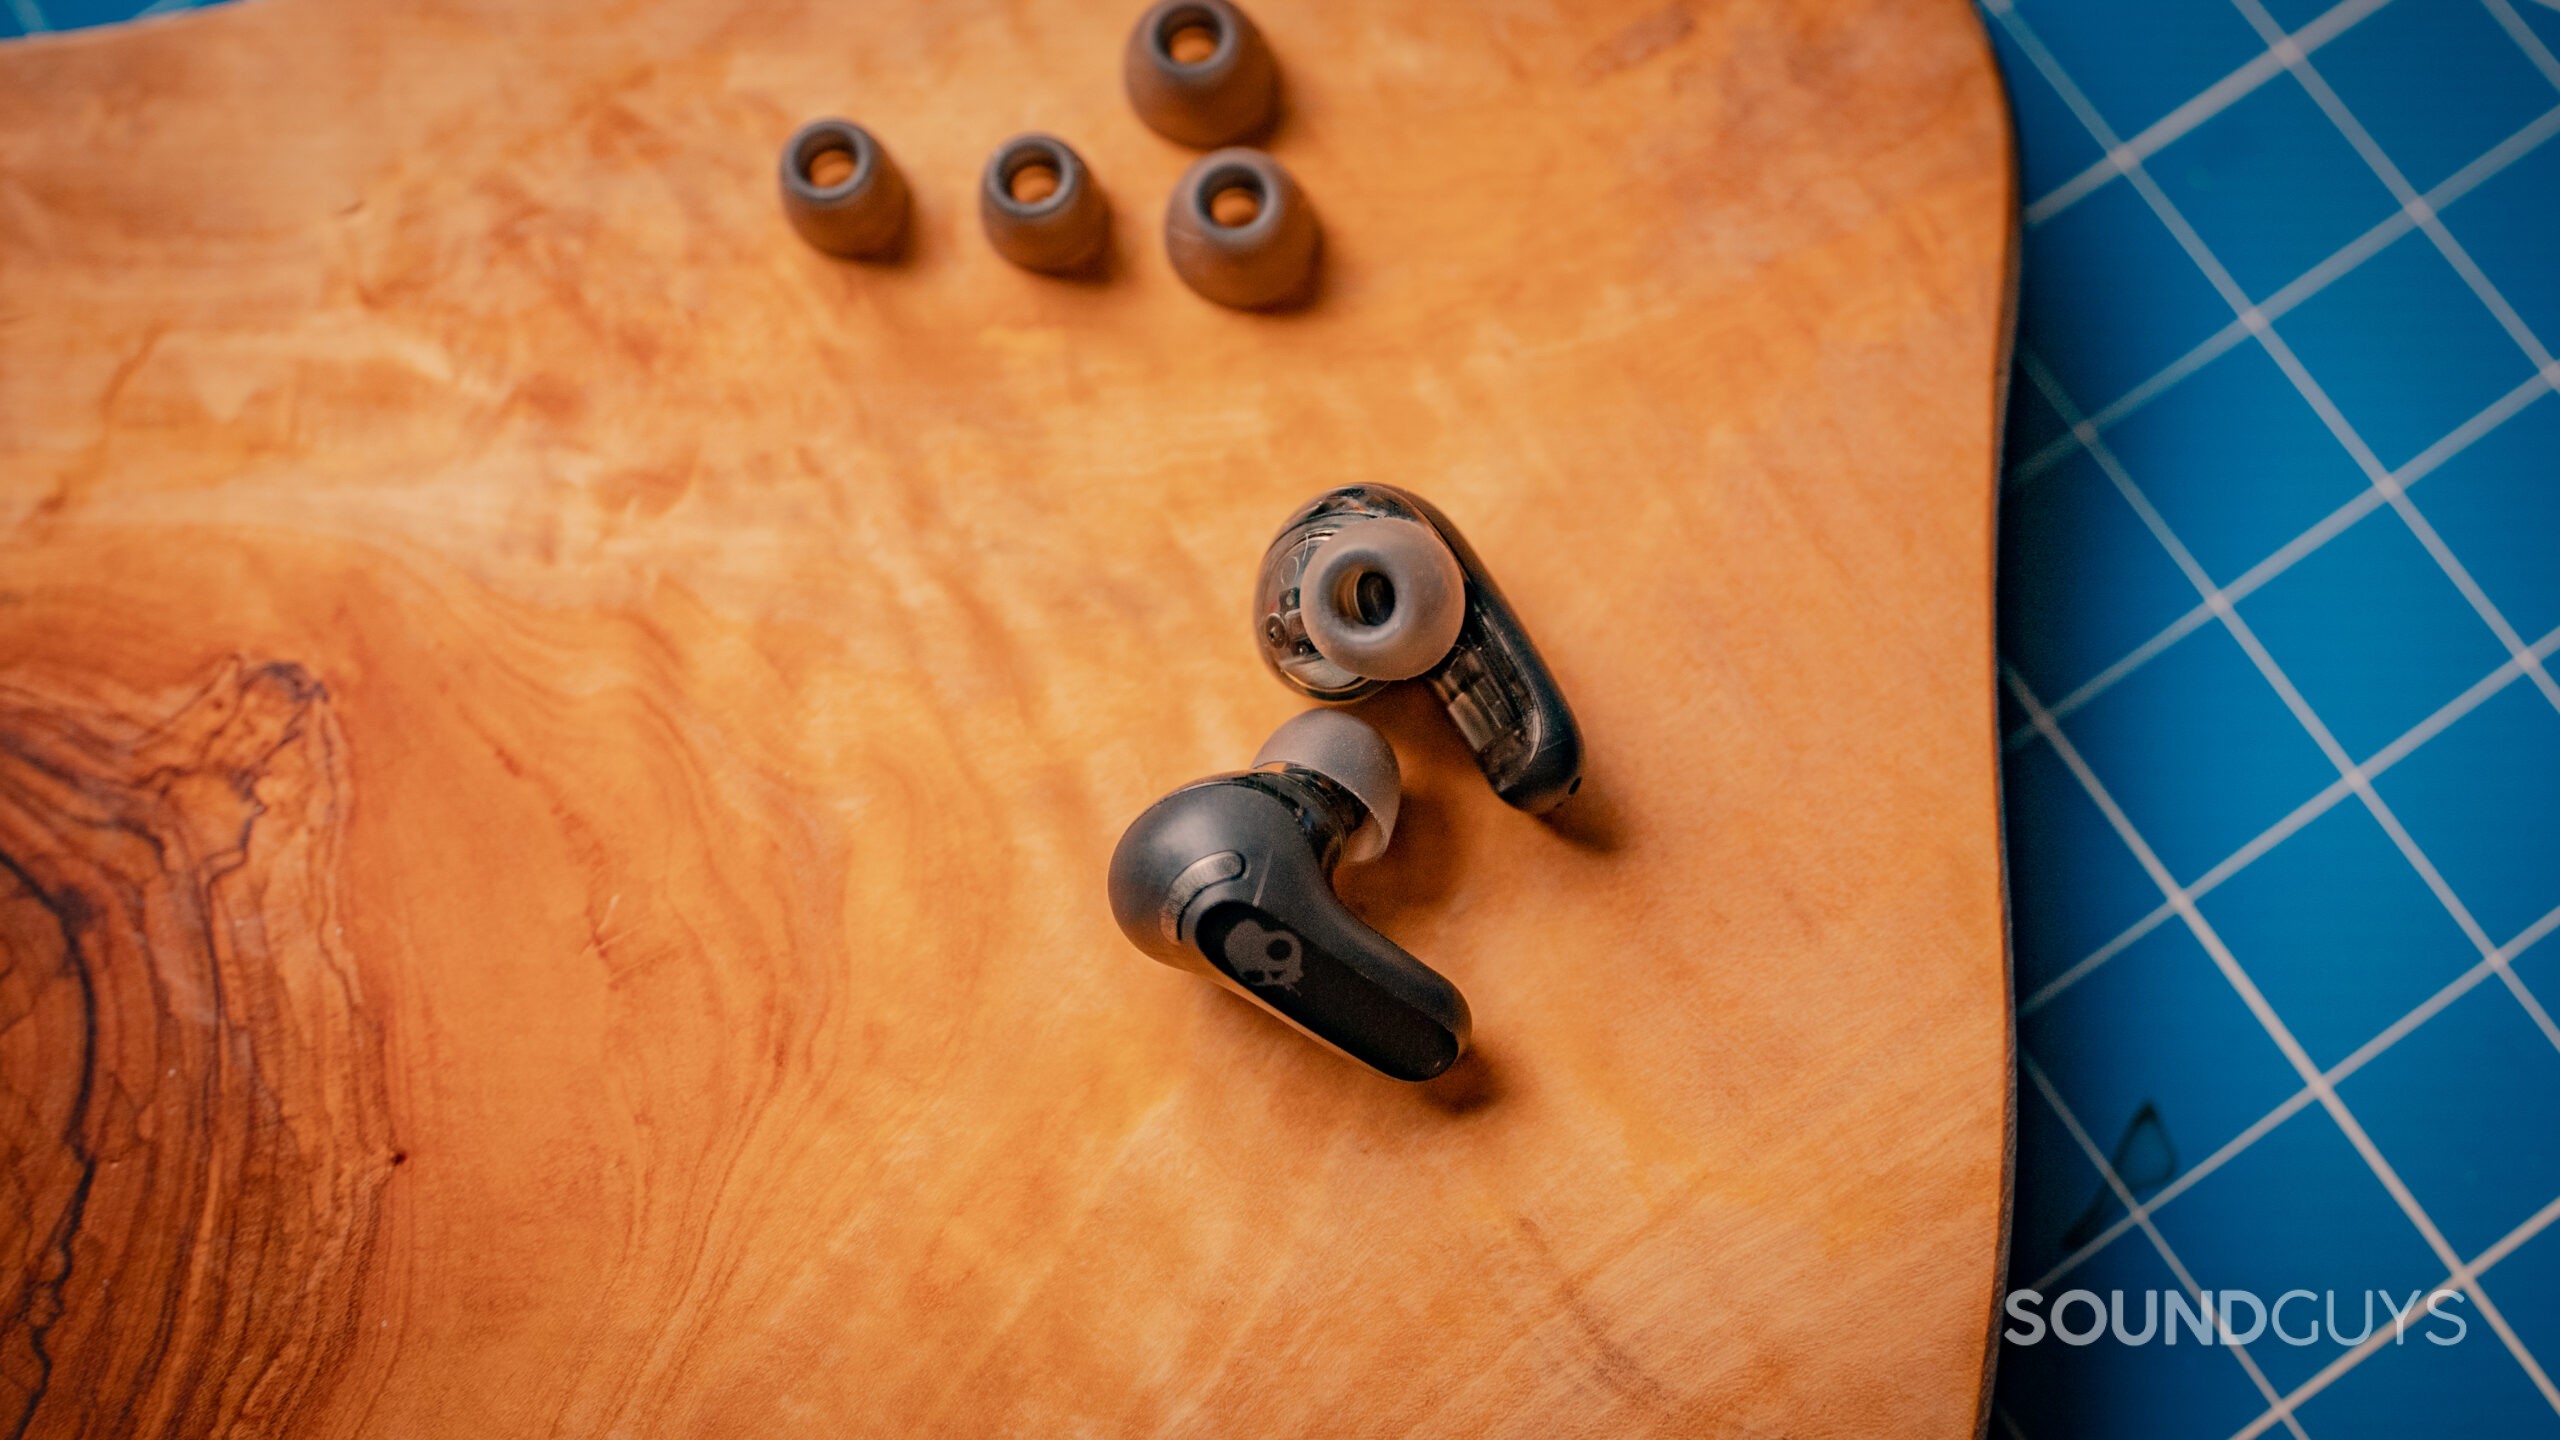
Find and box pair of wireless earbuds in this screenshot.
[1107,485,1583,1081]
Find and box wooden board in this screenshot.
[0,0,2016,1433]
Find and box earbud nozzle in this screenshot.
[1253,709,1400,862]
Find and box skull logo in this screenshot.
[1224,918,1304,990]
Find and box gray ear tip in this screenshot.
[779,119,910,259]
[1253,709,1401,861]
[1299,516,1465,682]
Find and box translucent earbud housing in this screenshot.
[1253,483,1586,815]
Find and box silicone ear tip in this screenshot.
[778,119,910,260]
[1253,709,1401,862]
[1164,148,1317,309]
[1123,0,1279,148]
[1298,517,1466,682]
[980,133,1109,275]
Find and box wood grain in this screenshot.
[0,0,2016,1434]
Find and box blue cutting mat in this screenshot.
[1984,0,2560,1434]
[0,0,206,33]
[8,1,2558,1434]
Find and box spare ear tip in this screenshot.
[1124,0,1279,148]
[1253,709,1400,858]
[779,118,910,259]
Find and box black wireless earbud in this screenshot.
[1108,710,1470,1081]
[1254,484,1584,815]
